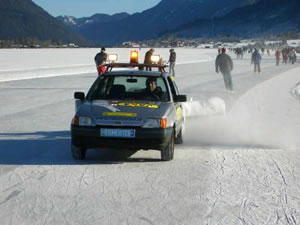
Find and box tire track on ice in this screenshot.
[266,151,298,225]
[203,152,226,224]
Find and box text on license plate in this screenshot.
[100,128,136,138]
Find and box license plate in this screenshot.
[100,128,136,138]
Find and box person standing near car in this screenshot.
[275,49,281,66]
[215,48,234,92]
[168,49,176,76]
[94,47,108,75]
[144,48,154,71]
[251,48,262,74]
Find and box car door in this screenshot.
[167,76,184,135]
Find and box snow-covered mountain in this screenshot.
[65,0,260,45]
[164,0,300,39]
[0,0,90,45]
[2,0,297,46]
[57,13,130,30]
[57,15,78,26]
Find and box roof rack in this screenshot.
[104,63,168,72]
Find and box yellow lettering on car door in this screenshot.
[176,107,182,121]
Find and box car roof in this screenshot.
[103,63,170,78]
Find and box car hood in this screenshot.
[77,100,173,126]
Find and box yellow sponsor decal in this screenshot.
[176,107,182,121]
[103,112,137,117]
[118,102,159,109]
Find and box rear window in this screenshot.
[86,75,170,102]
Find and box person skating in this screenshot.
[168,49,176,76]
[275,49,281,66]
[289,49,297,64]
[282,49,288,64]
[94,47,108,75]
[251,49,262,74]
[215,48,234,92]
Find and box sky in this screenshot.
[33,0,161,17]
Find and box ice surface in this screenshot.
[0,48,300,225]
[0,48,213,82]
[292,83,300,98]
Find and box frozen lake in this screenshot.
[0,48,300,225]
[0,48,214,82]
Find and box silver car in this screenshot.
[71,64,187,161]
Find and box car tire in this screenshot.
[161,130,174,161]
[71,144,86,160]
[175,128,183,144]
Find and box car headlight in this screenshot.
[142,119,160,128]
[72,116,95,126]
[79,117,94,126]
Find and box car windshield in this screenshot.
[86,75,170,102]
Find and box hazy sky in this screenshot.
[33,0,161,17]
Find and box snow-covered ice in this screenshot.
[0,48,300,225]
[0,48,213,82]
[292,83,300,99]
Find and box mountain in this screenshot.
[163,0,300,39]
[57,13,130,30]
[0,0,90,45]
[70,0,259,45]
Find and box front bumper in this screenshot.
[71,125,173,151]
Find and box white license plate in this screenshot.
[100,128,136,138]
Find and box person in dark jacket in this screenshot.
[215,48,234,92]
[168,49,176,76]
[144,77,166,101]
[251,49,262,74]
[94,47,108,75]
[144,48,154,71]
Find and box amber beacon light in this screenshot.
[130,50,139,64]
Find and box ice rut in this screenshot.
[0,64,95,82]
[0,148,299,225]
[201,148,300,225]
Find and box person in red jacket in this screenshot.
[94,47,108,75]
[275,49,281,66]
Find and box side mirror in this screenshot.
[74,92,85,101]
[174,95,187,102]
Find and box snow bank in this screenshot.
[292,83,300,99]
[185,67,300,149]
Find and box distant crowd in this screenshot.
[223,46,298,65]
[216,46,298,92]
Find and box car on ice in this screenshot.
[71,52,187,161]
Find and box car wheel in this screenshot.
[175,127,183,144]
[161,130,174,161]
[71,144,86,160]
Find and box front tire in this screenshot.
[71,144,87,160]
[161,131,175,161]
[175,128,183,144]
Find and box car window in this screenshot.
[167,77,180,99]
[86,75,170,102]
